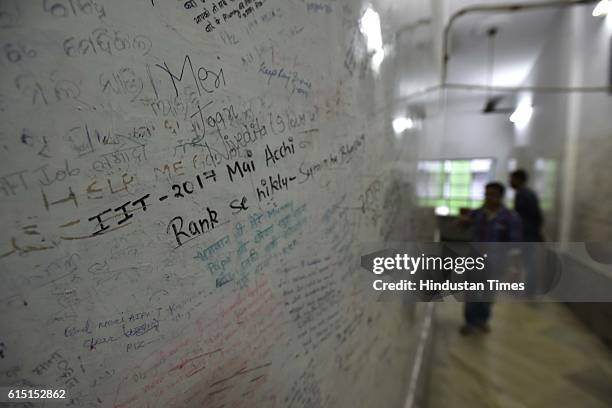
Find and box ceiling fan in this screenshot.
[481,27,514,114]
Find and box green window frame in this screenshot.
[417,158,496,215]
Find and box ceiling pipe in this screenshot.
[382,1,611,116]
[379,82,611,117]
[444,82,611,92]
[441,0,599,85]
[394,18,432,42]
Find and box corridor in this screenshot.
[428,302,612,408]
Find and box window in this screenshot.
[417,158,495,215]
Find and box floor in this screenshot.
[427,301,612,408]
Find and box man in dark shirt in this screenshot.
[510,169,543,242]
[459,182,522,335]
[510,169,544,297]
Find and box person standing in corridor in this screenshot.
[510,169,543,242]
[459,182,522,335]
[510,169,544,297]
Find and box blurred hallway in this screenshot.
[427,302,612,408]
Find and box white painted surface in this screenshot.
[0,1,424,407]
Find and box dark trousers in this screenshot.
[464,302,491,325]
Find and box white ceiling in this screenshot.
[381,0,596,113]
[446,6,559,87]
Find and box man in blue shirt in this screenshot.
[459,182,522,335]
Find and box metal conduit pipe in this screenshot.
[440,0,599,84]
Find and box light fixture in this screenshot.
[593,0,610,17]
[435,206,450,216]
[392,117,414,134]
[509,99,533,128]
[359,6,385,73]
